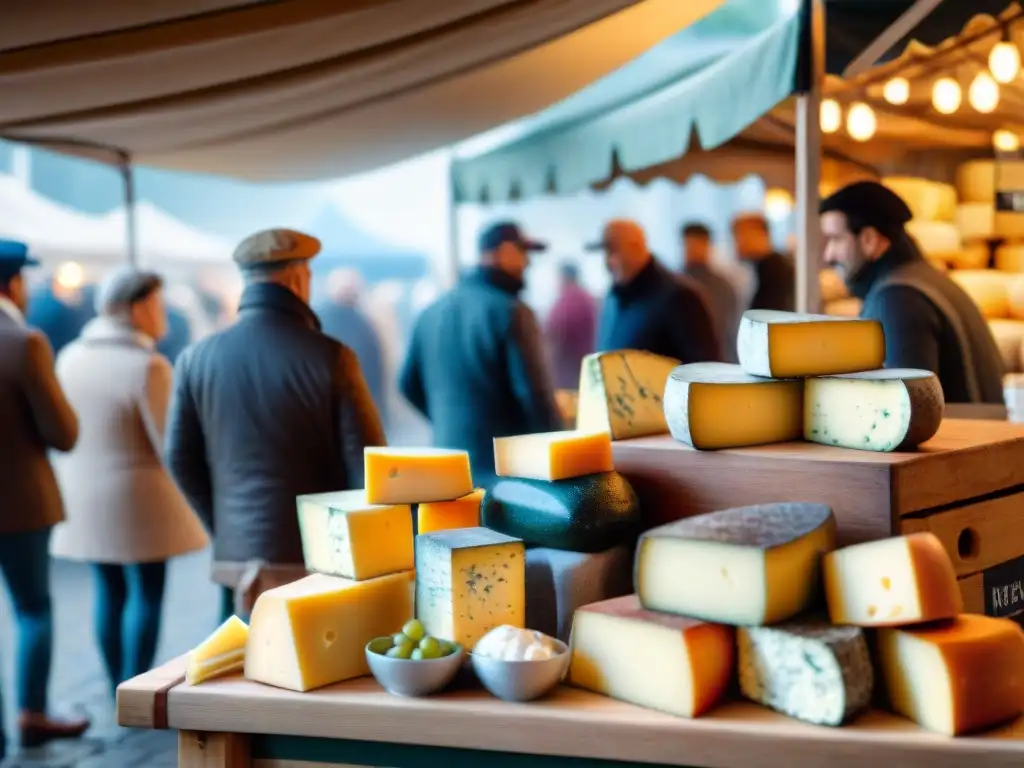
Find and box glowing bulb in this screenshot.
[994,129,1021,152]
[54,261,84,290]
[989,41,1021,84]
[968,72,1000,113]
[883,77,910,105]
[820,99,842,133]
[764,188,794,221]
[932,78,962,114]
[846,102,877,142]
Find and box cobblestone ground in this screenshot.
[0,550,220,768]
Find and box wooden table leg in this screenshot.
[179,731,251,767]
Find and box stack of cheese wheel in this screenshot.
[884,176,963,270]
[959,159,1024,272]
[949,270,1024,373]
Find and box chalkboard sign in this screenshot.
[983,555,1024,626]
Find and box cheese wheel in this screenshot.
[957,160,996,204]
[1006,275,1024,321]
[955,202,995,241]
[947,243,989,271]
[987,319,1024,372]
[823,298,862,318]
[949,270,1011,319]
[995,212,1024,239]
[905,220,961,258]
[882,177,957,221]
[995,243,1024,272]
[819,269,848,303]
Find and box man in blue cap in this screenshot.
[400,221,562,485]
[0,240,89,754]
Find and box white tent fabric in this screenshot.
[98,202,232,264]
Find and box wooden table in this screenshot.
[118,656,1024,768]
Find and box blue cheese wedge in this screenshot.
[804,368,944,452]
[576,350,680,439]
[738,620,874,726]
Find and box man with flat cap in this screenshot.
[165,229,386,620]
[821,180,1004,405]
[588,219,722,363]
[0,240,89,754]
[400,221,562,486]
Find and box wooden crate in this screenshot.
[613,419,1024,624]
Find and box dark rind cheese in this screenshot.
[638,503,834,550]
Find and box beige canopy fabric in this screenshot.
[1,0,726,181]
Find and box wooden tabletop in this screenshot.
[117,657,1024,768]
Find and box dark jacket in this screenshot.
[597,258,722,363]
[164,283,386,564]
[399,267,562,483]
[684,263,741,363]
[545,282,597,390]
[852,236,1004,404]
[750,251,796,312]
[315,301,385,410]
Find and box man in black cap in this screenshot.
[820,180,1004,405]
[400,221,562,485]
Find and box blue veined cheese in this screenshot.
[415,527,525,650]
[575,350,679,439]
[738,620,874,726]
[804,368,944,452]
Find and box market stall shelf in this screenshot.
[118,655,1024,768]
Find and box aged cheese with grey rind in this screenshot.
[804,368,944,452]
[737,619,874,726]
[635,503,836,626]
[576,350,680,439]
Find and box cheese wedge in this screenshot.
[297,490,413,580]
[576,350,680,439]
[417,489,484,535]
[804,368,944,452]
[185,615,249,685]
[569,594,734,718]
[878,614,1024,735]
[636,503,836,625]
[663,363,802,450]
[493,430,612,481]
[823,532,962,626]
[364,447,472,504]
[244,571,413,692]
[737,310,885,378]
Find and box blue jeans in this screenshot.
[92,562,167,693]
[0,528,54,716]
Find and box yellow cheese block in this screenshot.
[949,270,1011,319]
[662,363,803,450]
[296,490,413,580]
[906,220,961,257]
[995,243,1024,272]
[737,310,885,378]
[636,503,836,625]
[822,532,962,627]
[185,615,249,685]
[244,571,414,692]
[493,430,613,481]
[819,268,849,303]
[995,212,1024,239]
[417,489,484,534]
[823,298,862,317]
[569,594,734,718]
[878,614,1024,735]
[415,527,525,650]
[882,177,957,221]
[956,160,996,204]
[576,350,680,439]
[364,447,472,504]
[987,319,1024,372]
[1007,276,1024,321]
[955,202,995,241]
[948,243,990,270]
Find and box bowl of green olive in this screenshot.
[365,618,464,697]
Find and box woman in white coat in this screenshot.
[51,268,209,693]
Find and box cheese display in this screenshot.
[949,270,1011,319]
[364,447,472,504]
[955,202,995,241]
[493,430,613,481]
[575,350,680,439]
[296,490,413,580]
[819,268,849,303]
[635,503,836,625]
[417,489,485,535]
[877,614,1024,735]
[737,621,873,726]
[569,594,734,718]
[662,362,803,450]
[1007,276,1024,321]
[482,472,639,553]
[822,532,962,627]
[244,571,414,692]
[475,625,561,661]
[905,220,961,257]
[881,177,957,221]
[956,160,996,204]
[804,369,944,452]
[995,211,1024,239]
[996,243,1024,272]
[737,310,885,378]
[823,298,862,317]
[987,319,1024,372]
[415,527,525,650]
[185,615,249,685]
[948,243,990,271]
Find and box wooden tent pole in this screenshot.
[116,151,139,267]
[843,0,945,78]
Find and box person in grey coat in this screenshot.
[165,229,386,620]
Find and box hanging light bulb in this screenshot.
[883,77,910,105]
[764,188,795,221]
[932,77,962,114]
[846,102,877,142]
[969,72,1000,113]
[994,129,1021,152]
[820,99,842,133]
[989,40,1021,84]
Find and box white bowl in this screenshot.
[365,642,465,697]
[471,639,570,702]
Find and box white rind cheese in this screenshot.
[737,620,874,727]
[576,350,680,439]
[804,368,944,452]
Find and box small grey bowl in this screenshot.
[365,642,465,697]
[471,639,570,702]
